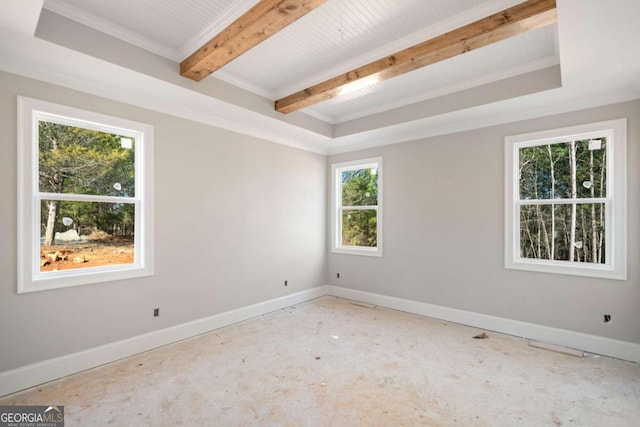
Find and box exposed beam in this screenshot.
[181,0,327,82]
[275,0,557,114]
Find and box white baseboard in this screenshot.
[3,284,638,398]
[0,286,328,397]
[326,285,640,364]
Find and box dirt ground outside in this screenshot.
[40,236,134,272]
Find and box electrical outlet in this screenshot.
[284,280,288,287]
[604,314,611,323]
[153,308,159,317]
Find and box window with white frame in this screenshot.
[505,119,626,280]
[17,97,154,293]
[331,157,382,256]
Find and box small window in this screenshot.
[331,157,382,256]
[505,119,626,279]
[18,97,154,293]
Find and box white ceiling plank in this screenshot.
[39,0,566,123]
[180,0,329,81]
[4,0,639,153]
[177,0,261,61]
[308,25,559,122]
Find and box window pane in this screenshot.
[575,138,607,198]
[39,121,135,197]
[341,209,377,247]
[519,139,607,200]
[40,200,135,272]
[342,168,378,206]
[519,203,605,263]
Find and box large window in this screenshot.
[331,157,382,256]
[18,97,153,293]
[505,119,626,279]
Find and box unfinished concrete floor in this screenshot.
[1,296,639,426]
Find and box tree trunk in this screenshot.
[581,206,588,262]
[524,217,537,258]
[598,150,606,263]
[589,150,598,263]
[547,144,556,260]
[569,140,577,262]
[535,187,550,259]
[43,200,59,246]
[43,136,61,247]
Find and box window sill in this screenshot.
[18,263,154,294]
[332,246,382,257]
[505,258,625,280]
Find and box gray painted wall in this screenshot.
[328,100,640,344]
[0,71,327,372]
[1,67,638,376]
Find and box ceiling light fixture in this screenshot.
[338,75,381,96]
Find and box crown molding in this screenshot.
[43,0,181,61]
[0,27,331,154]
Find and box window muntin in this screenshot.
[18,97,153,293]
[518,138,607,263]
[505,119,626,279]
[332,158,382,256]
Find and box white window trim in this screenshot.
[17,96,154,293]
[331,157,383,257]
[504,118,627,280]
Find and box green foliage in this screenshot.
[342,210,377,247]
[342,168,378,206]
[341,167,378,247]
[42,201,135,238]
[39,122,135,196]
[39,121,136,239]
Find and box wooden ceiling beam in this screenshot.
[275,0,557,114]
[181,0,327,82]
